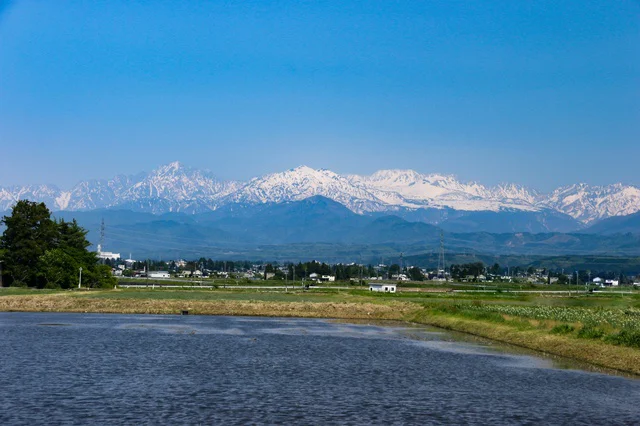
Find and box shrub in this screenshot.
[577,325,605,340]
[605,329,640,349]
[469,310,505,322]
[550,324,575,334]
[43,282,61,290]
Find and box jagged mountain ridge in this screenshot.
[347,169,541,212]
[541,183,640,224]
[1,161,639,224]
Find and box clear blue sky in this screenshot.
[0,0,638,191]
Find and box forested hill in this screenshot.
[18,196,637,261]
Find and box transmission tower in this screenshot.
[437,230,446,280]
[98,218,105,254]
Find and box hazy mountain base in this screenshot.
[582,211,640,235]
[2,196,639,268]
[39,222,640,273]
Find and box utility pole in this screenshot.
[0,260,4,288]
[78,267,82,289]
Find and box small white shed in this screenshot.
[369,283,397,293]
[149,271,170,279]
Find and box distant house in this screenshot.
[605,279,619,287]
[149,271,170,279]
[309,273,319,281]
[391,274,409,281]
[320,275,335,282]
[369,283,396,293]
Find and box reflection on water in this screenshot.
[0,312,638,425]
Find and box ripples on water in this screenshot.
[0,313,638,425]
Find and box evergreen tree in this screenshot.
[0,200,115,289]
[0,201,58,286]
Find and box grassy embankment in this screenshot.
[1,286,640,375]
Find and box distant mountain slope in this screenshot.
[582,211,640,235]
[198,196,374,244]
[436,209,580,233]
[1,162,639,230]
[39,197,640,261]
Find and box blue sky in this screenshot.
[0,0,638,191]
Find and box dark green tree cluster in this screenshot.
[450,262,485,281]
[264,263,285,280]
[407,266,424,281]
[487,263,501,276]
[0,200,115,289]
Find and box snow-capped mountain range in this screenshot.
[1,161,639,224]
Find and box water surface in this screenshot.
[0,312,638,424]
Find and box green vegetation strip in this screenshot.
[407,308,640,375]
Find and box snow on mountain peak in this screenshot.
[543,182,640,223]
[166,160,183,170]
[1,163,639,223]
[224,165,387,212]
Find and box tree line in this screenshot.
[0,200,115,288]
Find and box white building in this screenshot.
[149,271,170,279]
[369,283,397,293]
[97,244,120,261]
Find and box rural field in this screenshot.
[1,283,640,375]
